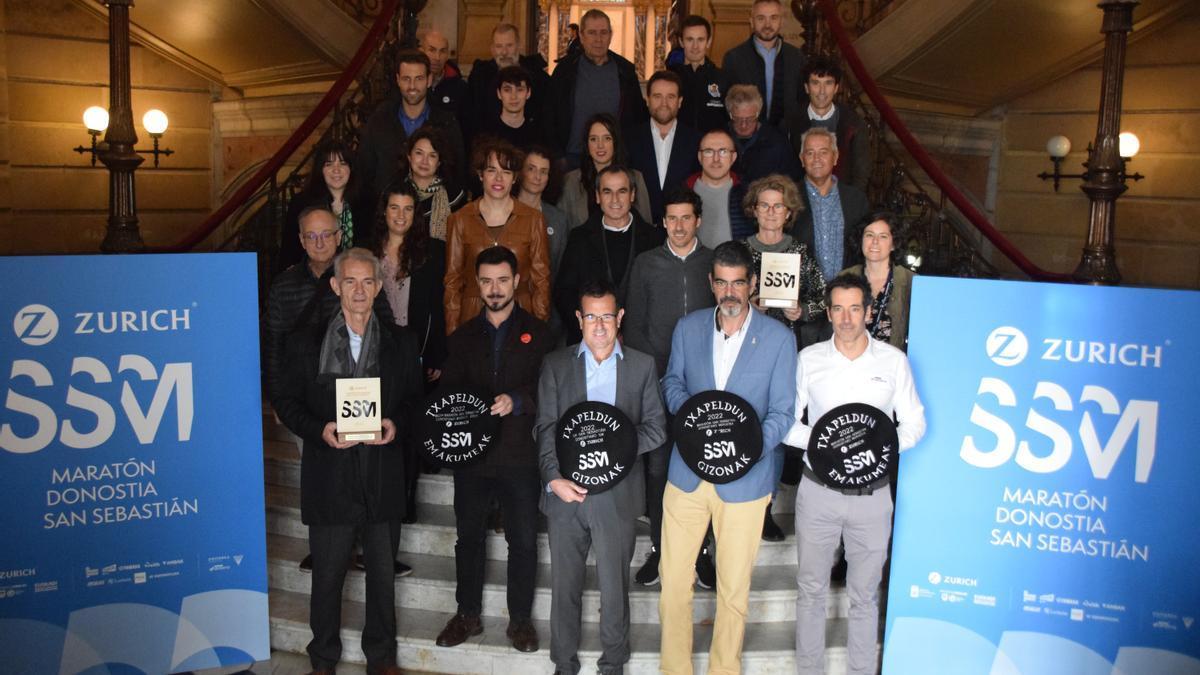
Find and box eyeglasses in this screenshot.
[581,313,618,323]
[700,148,733,159]
[730,115,758,125]
[302,230,338,243]
[755,202,788,213]
[711,279,749,289]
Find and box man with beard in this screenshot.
[658,240,797,674]
[535,279,666,675]
[357,49,466,198]
[627,70,701,225]
[434,246,552,653]
[722,0,805,130]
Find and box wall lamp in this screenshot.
[74,106,175,167]
[1037,132,1143,192]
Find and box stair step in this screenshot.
[268,533,847,623]
[269,588,861,674]
[266,486,800,566]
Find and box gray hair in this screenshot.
[333,247,382,281]
[799,126,839,153]
[724,84,762,114]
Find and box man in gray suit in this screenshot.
[535,279,668,675]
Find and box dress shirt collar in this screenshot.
[713,304,753,339]
[577,340,624,362]
[808,103,836,121]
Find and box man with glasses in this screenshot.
[685,128,754,249]
[535,279,667,675]
[554,166,665,345]
[658,240,797,674]
[725,84,799,184]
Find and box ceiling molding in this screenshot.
[225,61,341,88]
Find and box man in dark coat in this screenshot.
[549,9,649,168]
[273,247,423,675]
[721,0,806,129]
[420,29,471,132]
[669,15,731,135]
[467,23,550,144]
[725,83,800,183]
[434,246,552,654]
[627,70,701,225]
[787,54,871,191]
[554,166,664,345]
[357,49,466,199]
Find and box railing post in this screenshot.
[1072,0,1138,286]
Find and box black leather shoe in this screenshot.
[762,508,785,542]
[634,547,660,586]
[298,554,312,572]
[506,618,539,652]
[695,547,716,590]
[436,612,483,647]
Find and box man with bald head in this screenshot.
[420,29,469,129]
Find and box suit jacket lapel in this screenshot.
[726,312,763,386]
[566,350,588,409]
[699,311,717,391]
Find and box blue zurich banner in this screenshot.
[0,254,269,673]
[884,276,1200,674]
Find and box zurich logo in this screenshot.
[13,304,58,346]
[928,571,942,585]
[986,326,1028,367]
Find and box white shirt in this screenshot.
[784,335,926,464]
[668,238,699,261]
[650,119,678,189]
[602,212,634,233]
[808,103,836,121]
[711,306,753,391]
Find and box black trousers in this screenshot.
[644,440,672,550]
[308,520,402,670]
[453,466,540,620]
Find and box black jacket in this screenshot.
[554,210,664,345]
[626,120,702,225]
[788,104,871,192]
[265,263,395,406]
[275,318,423,525]
[670,59,731,135]
[548,50,649,156]
[792,180,872,272]
[356,97,466,199]
[430,61,471,127]
[394,237,448,371]
[732,121,800,183]
[721,36,806,129]
[623,243,717,376]
[438,307,553,469]
[467,54,550,143]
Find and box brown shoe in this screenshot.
[506,618,539,653]
[436,612,483,647]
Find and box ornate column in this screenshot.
[556,0,573,60]
[633,0,650,78]
[98,0,145,253]
[537,0,552,64]
[653,0,671,72]
[1073,0,1138,285]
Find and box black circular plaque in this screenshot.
[555,401,637,495]
[418,386,498,468]
[673,391,763,484]
[807,403,897,490]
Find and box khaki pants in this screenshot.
[659,482,770,675]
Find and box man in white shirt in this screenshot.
[628,70,701,225]
[784,272,925,675]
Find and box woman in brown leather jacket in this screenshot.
[443,138,552,334]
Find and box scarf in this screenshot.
[411,173,451,240]
[318,310,381,382]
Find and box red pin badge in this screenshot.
[520,332,532,344]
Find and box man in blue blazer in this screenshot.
[658,241,797,674]
[627,70,702,225]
